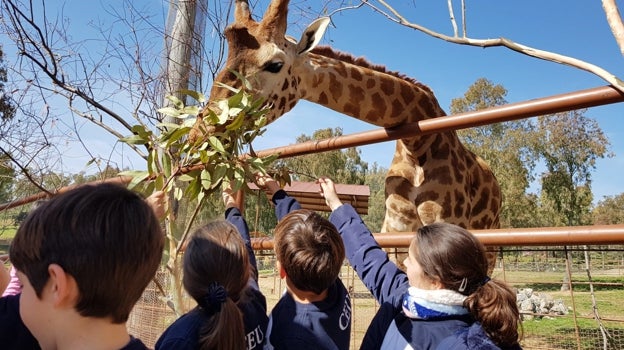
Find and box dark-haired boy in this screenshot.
[256,175,351,350]
[4,183,164,350]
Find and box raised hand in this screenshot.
[317,177,343,211]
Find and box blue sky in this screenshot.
[2,1,623,203]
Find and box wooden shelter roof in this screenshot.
[248,181,370,215]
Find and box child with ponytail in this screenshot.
[155,184,268,350]
[318,177,522,349]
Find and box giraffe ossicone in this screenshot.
[200,0,502,270]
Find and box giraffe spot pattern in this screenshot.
[380,79,395,96]
[312,74,325,88]
[471,187,490,224]
[366,78,376,89]
[369,92,386,122]
[453,189,467,219]
[350,68,363,81]
[328,72,342,103]
[452,161,465,184]
[344,83,365,116]
[318,92,328,105]
[414,190,441,208]
[399,83,415,106]
[442,191,454,220]
[335,62,348,78]
[427,165,453,185]
[431,138,450,160]
[278,96,286,111]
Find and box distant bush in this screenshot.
[13,211,28,226]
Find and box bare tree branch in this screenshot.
[602,0,624,57]
[363,0,624,93]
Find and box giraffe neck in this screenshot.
[297,47,447,131]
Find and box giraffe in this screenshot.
[199,0,502,269]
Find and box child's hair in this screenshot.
[410,222,522,348]
[273,209,345,295]
[9,183,164,323]
[183,220,251,350]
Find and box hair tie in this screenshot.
[199,282,227,314]
[481,276,491,286]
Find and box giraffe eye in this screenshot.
[263,61,284,73]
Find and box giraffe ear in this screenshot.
[296,17,330,55]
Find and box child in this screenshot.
[7,183,165,350]
[257,174,351,350]
[318,177,522,350]
[155,184,268,350]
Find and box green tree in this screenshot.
[450,78,540,228]
[592,193,624,225]
[536,109,612,226]
[0,155,14,203]
[283,127,368,185]
[362,163,387,233]
[0,45,15,121]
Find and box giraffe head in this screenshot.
[208,0,329,123]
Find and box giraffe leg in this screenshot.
[485,247,498,276]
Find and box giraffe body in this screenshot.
[204,0,501,246]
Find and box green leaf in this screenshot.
[120,134,148,145]
[231,70,253,90]
[179,89,206,103]
[154,175,164,192]
[214,81,241,94]
[147,151,157,174]
[197,190,205,203]
[213,163,228,183]
[229,90,244,107]
[161,127,190,147]
[182,105,199,116]
[131,124,152,138]
[208,136,227,154]
[185,179,201,201]
[162,152,172,178]
[174,187,183,201]
[119,170,150,178]
[157,107,182,117]
[125,171,150,190]
[200,169,212,190]
[226,111,246,131]
[165,95,184,109]
[178,174,195,182]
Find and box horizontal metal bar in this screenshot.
[251,224,624,250]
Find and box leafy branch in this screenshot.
[119,75,284,205]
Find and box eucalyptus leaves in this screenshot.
[120,79,280,203]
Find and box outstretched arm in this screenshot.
[222,184,258,276]
[321,177,409,307]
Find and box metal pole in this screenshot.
[251,224,624,250]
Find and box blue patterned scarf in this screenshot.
[401,286,469,319]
